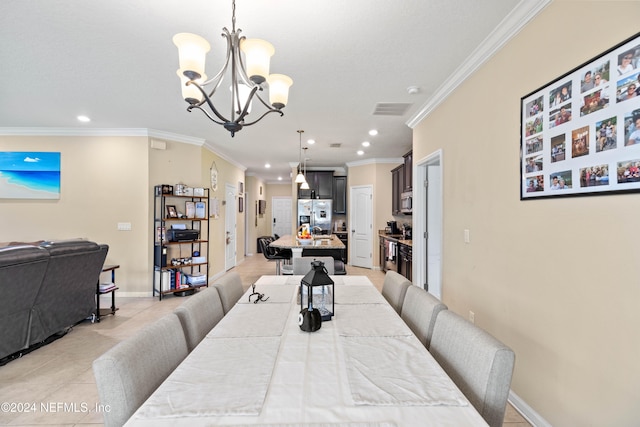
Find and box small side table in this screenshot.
[96,264,120,322]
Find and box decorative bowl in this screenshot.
[296,237,313,246]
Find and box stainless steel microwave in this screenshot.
[400,191,412,214]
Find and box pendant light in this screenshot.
[295,130,307,184]
[300,147,310,190]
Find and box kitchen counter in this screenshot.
[379,231,412,247]
[270,234,346,250]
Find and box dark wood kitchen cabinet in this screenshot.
[332,176,347,214]
[298,171,334,199]
[391,165,403,215]
[403,150,413,191]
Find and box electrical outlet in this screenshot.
[469,311,475,324]
[117,222,132,231]
[464,229,470,243]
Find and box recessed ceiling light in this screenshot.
[307,139,315,145]
[278,176,282,181]
[265,163,271,168]
[77,115,91,122]
[362,141,370,147]
[357,150,364,155]
[368,129,378,136]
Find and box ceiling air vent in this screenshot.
[330,143,341,148]
[372,102,412,116]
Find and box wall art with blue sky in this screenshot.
[0,152,61,199]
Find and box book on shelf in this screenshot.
[99,283,116,292]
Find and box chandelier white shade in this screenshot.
[173,0,292,137]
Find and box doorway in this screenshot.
[225,183,237,271]
[349,185,373,269]
[414,150,443,299]
[271,196,292,237]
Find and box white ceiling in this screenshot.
[0,0,547,183]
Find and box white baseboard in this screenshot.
[508,390,552,427]
[115,291,154,298]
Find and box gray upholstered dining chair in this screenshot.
[381,270,411,314]
[211,271,244,314]
[400,285,447,348]
[174,287,224,352]
[92,312,188,427]
[428,310,515,427]
[293,256,335,275]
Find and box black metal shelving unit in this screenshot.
[153,185,209,300]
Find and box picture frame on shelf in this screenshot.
[185,201,195,218]
[166,205,178,218]
[161,185,173,195]
[195,201,206,219]
[520,31,640,200]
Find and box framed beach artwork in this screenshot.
[0,152,61,199]
[520,32,640,200]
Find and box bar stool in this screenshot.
[258,238,291,275]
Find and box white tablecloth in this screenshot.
[125,276,488,427]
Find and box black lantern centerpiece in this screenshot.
[299,260,334,332]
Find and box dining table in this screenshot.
[124,275,488,426]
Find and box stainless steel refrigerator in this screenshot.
[297,199,332,234]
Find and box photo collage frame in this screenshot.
[521,32,640,199]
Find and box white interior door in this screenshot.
[271,196,292,237]
[415,150,443,299]
[225,183,237,271]
[349,185,373,269]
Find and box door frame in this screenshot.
[349,184,373,269]
[225,183,237,271]
[414,149,443,299]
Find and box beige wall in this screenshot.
[412,2,640,425]
[0,135,150,293]
[245,175,270,254]
[0,135,246,295]
[200,148,245,275]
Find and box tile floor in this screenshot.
[0,254,530,426]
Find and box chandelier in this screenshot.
[173,0,293,137]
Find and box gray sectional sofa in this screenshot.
[0,240,108,362]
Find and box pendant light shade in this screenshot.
[240,38,274,84]
[295,171,307,184]
[295,130,307,184]
[173,33,210,80]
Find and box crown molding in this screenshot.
[0,127,151,137]
[346,157,403,168]
[406,0,551,128]
[202,141,247,171]
[0,127,208,147]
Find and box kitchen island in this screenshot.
[270,235,346,274]
[270,234,345,251]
